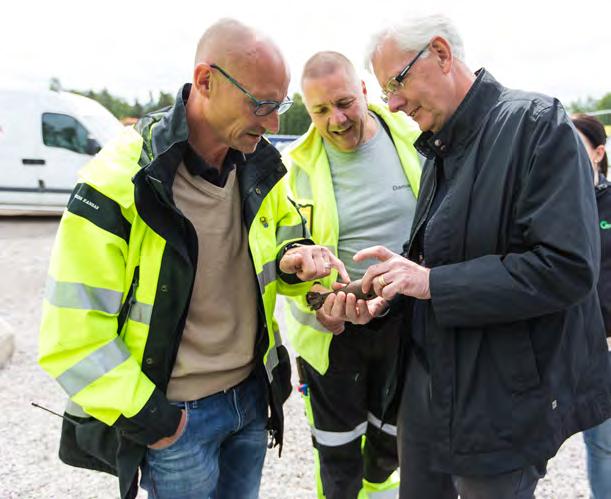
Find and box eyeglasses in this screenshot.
[381,44,428,103]
[210,64,293,116]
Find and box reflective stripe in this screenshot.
[45,276,122,315]
[65,399,89,418]
[367,489,399,499]
[257,260,276,292]
[311,421,367,447]
[265,346,278,382]
[287,299,330,333]
[367,412,397,437]
[129,301,153,325]
[56,337,131,397]
[276,224,304,245]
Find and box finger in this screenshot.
[353,245,395,263]
[355,299,373,323]
[297,248,317,280]
[326,252,350,283]
[344,293,361,324]
[381,281,400,301]
[322,292,336,316]
[279,251,301,274]
[331,281,347,291]
[330,291,347,319]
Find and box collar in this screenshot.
[597,174,610,195]
[184,144,245,187]
[414,69,503,159]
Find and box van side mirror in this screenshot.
[85,137,101,156]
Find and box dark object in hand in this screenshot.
[306,279,377,311]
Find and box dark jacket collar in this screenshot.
[597,173,610,198]
[415,69,503,159]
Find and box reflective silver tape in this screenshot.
[65,399,89,418]
[45,276,122,315]
[264,346,279,383]
[57,337,131,397]
[311,421,367,447]
[129,301,153,325]
[257,260,277,293]
[287,299,330,333]
[367,489,399,499]
[367,412,397,437]
[276,224,304,245]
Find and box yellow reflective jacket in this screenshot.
[39,85,311,499]
[283,103,421,374]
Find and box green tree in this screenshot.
[569,92,611,125]
[278,93,311,135]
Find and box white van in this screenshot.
[0,89,123,214]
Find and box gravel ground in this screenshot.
[0,217,591,498]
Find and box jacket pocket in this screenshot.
[487,321,540,393]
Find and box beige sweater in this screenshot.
[166,163,258,402]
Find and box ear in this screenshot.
[593,144,606,165]
[361,80,368,97]
[429,36,453,74]
[193,63,214,96]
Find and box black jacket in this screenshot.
[596,175,611,337]
[398,69,611,476]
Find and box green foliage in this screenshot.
[569,92,611,125]
[278,93,311,135]
[48,78,176,121]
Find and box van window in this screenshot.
[42,113,90,154]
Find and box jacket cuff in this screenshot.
[276,239,315,284]
[115,387,182,446]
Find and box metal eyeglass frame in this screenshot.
[210,64,293,116]
[381,44,428,104]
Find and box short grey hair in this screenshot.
[364,14,465,70]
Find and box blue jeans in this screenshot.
[140,373,268,499]
[583,352,611,499]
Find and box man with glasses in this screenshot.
[322,13,611,499]
[38,18,348,499]
[283,51,422,499]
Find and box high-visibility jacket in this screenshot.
[38,84,311,499]
[283,103,421,375]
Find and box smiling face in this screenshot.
[302,67,372,152]
[372,36,457,133]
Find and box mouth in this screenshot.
[330,125,353,137]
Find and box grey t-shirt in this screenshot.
[325,114,418,280]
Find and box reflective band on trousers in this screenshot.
[287,299,330,333]
[56,336,131,397]
[367,412,397,437]
[257,260,276,293]
[367,488,399,498]
[311,421,368,447]
[276,224,304,245]
[45,276,122,314]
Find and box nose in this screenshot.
[262,111,280,134]
[387,92,406,113]
[329,107,347,126]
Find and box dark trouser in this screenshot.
[298,315,403,499]
[398,351,546,499]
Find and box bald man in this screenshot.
[283,51,422,499]
[38,19,347,499]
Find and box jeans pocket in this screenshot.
[149,405,189,452]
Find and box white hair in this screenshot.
[364,14,465,70]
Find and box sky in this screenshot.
[2,0,610,108]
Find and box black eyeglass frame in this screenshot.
[210,64,293,116]
[381,44,429,103]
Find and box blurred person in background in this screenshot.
[572,113,611,499]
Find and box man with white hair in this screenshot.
[323,13,611,499]
[38,18,347,499]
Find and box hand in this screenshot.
[148,409,187,450]
[279,244,350,283]
[354,245,431,301]
[309,284,346,334]
[321,282,389,326]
